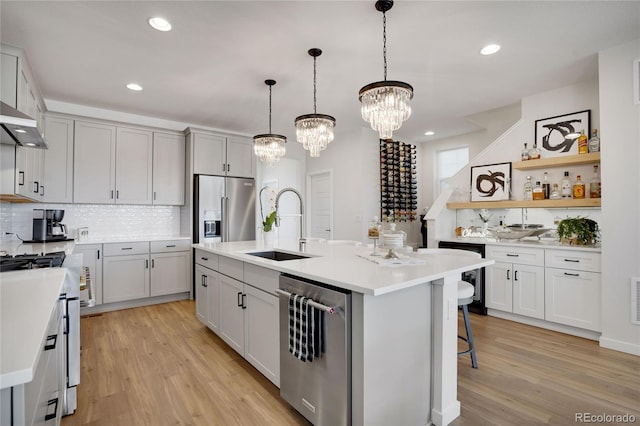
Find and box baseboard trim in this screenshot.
[599,336,640,356]
[81,292,190,315]
[487,309,601,340]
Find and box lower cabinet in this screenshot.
[1,299,63,426]
[103,253,150,304]
[194,250,279,386]
[485,246,545,320]
[150,251,190,296]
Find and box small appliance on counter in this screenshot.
[25,209,74,243]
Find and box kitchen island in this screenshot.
[193,240,494,426]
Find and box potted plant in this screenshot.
[262,210,277,233]
[557,217,600,245]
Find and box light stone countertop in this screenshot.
[438,237,602,252]
[0,268,66,389]
[194,239,494,296]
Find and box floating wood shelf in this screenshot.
[447,198,601,209]
[512,152,600,170]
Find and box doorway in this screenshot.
[307,170,333,239]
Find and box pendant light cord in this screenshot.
[382,11,387,81]
[313,55,318,113]
[268,85,273,133]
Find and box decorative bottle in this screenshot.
[542,172,550,199]
[532,181,544,200]
[528,141,541,160]
[521,143,530,161]
[589,164,601,198]
[588,129,600,153]
[561,171,572,198]
[523,176,533,201]
[550,184,561,200]
[578,130,588,154]
[572,175,585,199]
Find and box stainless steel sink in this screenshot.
[246,250,312,261]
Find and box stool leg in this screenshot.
[462,305,478,368]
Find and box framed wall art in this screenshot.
[470,162,511,202]
[534,109,590,157]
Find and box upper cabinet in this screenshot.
[42,115,74,203]
[191,130,254,178]
[74,120,184,205]
[152,132,185,205]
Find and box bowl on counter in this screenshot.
[488,228,536,240]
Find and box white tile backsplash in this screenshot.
[1,202,182,241]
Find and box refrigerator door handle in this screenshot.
[225,197,230,241]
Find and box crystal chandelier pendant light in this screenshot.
[295,48,336,158]
[253,79,287,167]
[359,0,413,140]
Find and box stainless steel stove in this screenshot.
[0,251,66,272]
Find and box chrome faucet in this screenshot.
[275,187,306,252]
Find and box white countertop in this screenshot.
[194,240,494,296]
[0,268,66,388]
[438,237,602,252]
[0,240,76,256]
[75,235,190,245]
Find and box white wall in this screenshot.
[598,38,640,355]
[420,103,521,207]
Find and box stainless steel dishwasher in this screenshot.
[278,274,351,426]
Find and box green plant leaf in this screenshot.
[262,211,276,232]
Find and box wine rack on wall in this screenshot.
[380,139,417,222]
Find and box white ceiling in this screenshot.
[1,1,639,144]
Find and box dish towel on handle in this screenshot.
[288,293,323,361]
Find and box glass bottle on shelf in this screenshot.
[523,175,533,201]
[578,130,588,154]
[573,175,586,199]
[588,129,600,153]
[532,181,544,200]
[589,164,601,198]
[542,172,551,199]
[550,184,561,200]
[561,171,572,198]
[521,143,530,161]
[368,216,382,256]
[528,141,541,160]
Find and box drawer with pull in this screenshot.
[195,249,218,271]
[150,239,190,253]
[103,241,150,256]
[485,245,545,266]
[545,249,601,273]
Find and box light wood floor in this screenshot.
[62,300,640,426]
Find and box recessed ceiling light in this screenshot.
[25,142,35,146]
[126,83,143,91]
[424,130,435,136]
[148,17,172,32]
[480,44,501,55]
[15,129,26,134]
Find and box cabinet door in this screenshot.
[42,116,74,203]
[193,133,225,175]
[153,132,185,205]
[512,264,545,319]
[74,121,116,203]
[545,269,601,331]
[150,251,190,296]
[485,261,513,312]
[218,274,245,355]
[244,285,279,386]
[73,244,103,306]
[14,146,41,200]
[226,135,254,178]
[206,271,220,334]
[195,264,209,325]
[103,254,150,303]
[0,53,18,107]
[115,127,153,204]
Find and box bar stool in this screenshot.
[416,248,479,368]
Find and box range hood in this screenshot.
[0,101,48,149]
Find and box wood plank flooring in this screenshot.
[62,300,640,426]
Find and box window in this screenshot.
[436,147,469,195]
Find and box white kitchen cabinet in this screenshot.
[544,250,601,331]
[13,145,44,201]
[74,244,103,306]
[486,246,545,320]
[191,130,254,178]
[42,115,74,203]
[195,250,220,332]
[152,132,185,205]
[149,239,190,297]
[1,45,46,125]
[74,122,154,205]
[116,127,153,204]
[243,284,279,385]
[219,273,246,355]
[195,264,209,325]
[73,121,116,204]
[103,242,150,304]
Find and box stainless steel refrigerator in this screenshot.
[194,174,256,243]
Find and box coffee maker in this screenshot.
[31,209,70,242]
